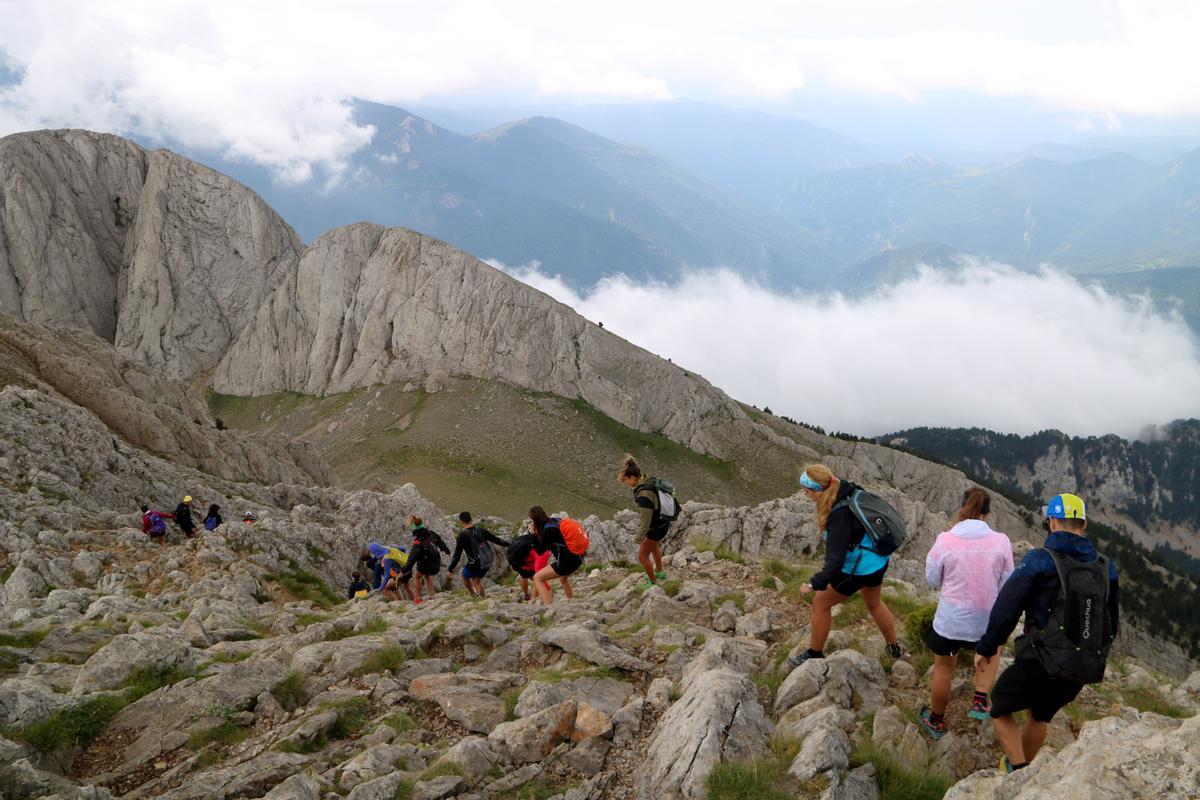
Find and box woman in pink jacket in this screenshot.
[920,488,1014,739]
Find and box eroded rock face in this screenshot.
[114,150,302,380]
[635,668,772,800]
[0,129,147,340]
[211,223,750,457]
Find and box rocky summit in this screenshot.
[1,128,1199,799]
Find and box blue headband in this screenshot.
[799,471,825,491]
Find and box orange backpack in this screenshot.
[558,516,590,556]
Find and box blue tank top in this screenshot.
[822,530,889,576]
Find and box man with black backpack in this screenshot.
[976,492,1120,773]
[448,511,510,597]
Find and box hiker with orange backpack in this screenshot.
[528,506,589,605]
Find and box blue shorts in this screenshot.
[461,564,485,580]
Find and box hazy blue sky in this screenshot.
[3,1,1200,179]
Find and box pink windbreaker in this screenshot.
[925,519,1014,642]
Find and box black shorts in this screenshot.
[828,566,887,597]
[551,551,583,577]
[989,658,1082,722]
[925,628,978,657]
[645,526,668,543]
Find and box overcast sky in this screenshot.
[3,1,1200,179]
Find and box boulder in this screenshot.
[487,700,577,764]
[262,773,321,800]
[735,607,775,639]
[776,650,887,714]
[539,625,652,672]
[430,736,501,783]
[73,629,195,694]
[788,715,851,782]
[634,668,771,800]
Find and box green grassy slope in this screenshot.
[210,379,806,522]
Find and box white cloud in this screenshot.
[496,259,1200,438]
[3,1,1200,177]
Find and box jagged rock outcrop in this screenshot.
[210,222,749,456]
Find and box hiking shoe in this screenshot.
[785,649,823,671]
[969,696,991,720]
[885,642,909,660]
[636,577,655,592]
[655,570,668,581]
[919,706,947,740]
[999,755,1016,774]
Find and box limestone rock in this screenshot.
[73,629,194,694]
[0,129,147,340]
[635,668,771,800]
[211,223,753,458]
[539,624,652,672]
[488,700,577,764]
[776,650,887,714]
[788,715,851,782]
[430,736,501,783]
[262,773,321,800]
[114,149,301,380]
[944,713,1200,800]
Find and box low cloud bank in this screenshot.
[494,259,1200,439]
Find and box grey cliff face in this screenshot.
[212,223,747,455]
[0,130,147,340]
[0,130,302,381]
[114,150,302,379]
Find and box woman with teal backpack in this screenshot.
[788,463,906,670]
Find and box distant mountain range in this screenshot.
[147,99,1200,325]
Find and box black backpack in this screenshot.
[471,526,495,573]
[1016,549,1113,684]
[834,489,906,556]
[644,477,680,529]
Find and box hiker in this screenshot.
[347,571,371,600]
[447,511,510,597]
[788,464,905,669]
[174,496,198,539]
[242,510,256,525]
[507,531,553,602]
[204,504,222,531]
[140,503,174,548]
[529,506,589,605]
[361,542,408,592]
[617,454,679,588]
[976,493,1119,773]
[406,515,450,603]
[919,488,1014,739]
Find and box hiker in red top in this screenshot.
[507,533,553,602]
[140,503,174,548]
[528,506,587,605]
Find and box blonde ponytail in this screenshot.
[802,463,840,530]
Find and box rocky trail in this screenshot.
[3,495,1198,800]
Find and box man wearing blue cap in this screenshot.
[976,493,1120,773]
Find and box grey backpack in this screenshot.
[834,489,906,556]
